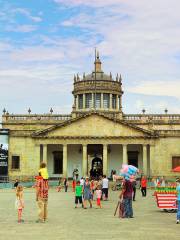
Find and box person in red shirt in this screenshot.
[141,176,147,197]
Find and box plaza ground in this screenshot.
[0,188,179,240]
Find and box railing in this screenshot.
[124,114,180,122]
[2,114,72,122]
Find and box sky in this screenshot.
[0,0,180,116]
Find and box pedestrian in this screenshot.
[119,178,133,218]
[15,185,24,223]
[14,179,19,189]
[38,162,49,180]
[63,178,69,192]
[102,175,109,200]
[80,177,84,187]
[72,179,76,192]
[176,178,180,224]
[141,176,147,197]
[36,173,49,223]
[132,179,137,201]
[57,177,62,192]
[90,179,95,200]
[75,181,83,208]
[95,185,102,208]
[83,177,92,209]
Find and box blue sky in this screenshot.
[0,0,180,115]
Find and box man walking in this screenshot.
[141,176,147,197]
[36,163,49,223]
[102,175,109,200]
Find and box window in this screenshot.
[103,93,110,109]
[53,151,63,174]
[95,93,101,108]
[78,94,83,109]
[12,156,20,169]
[112,94,116,109]
[85,93,92,108]
[172,156,180,169]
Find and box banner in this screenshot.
[0,129,9,176]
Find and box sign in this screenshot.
[0,129,9,176]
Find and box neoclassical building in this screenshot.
[1,53,180,180]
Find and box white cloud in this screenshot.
[6,24,38,33]
[12,8,42,22]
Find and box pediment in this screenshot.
[32,113,156,138]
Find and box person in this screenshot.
[14,179,19,189]
[83,177,92,209]
[176,178,180,224]
[161,176,166,187]
[15,185,24,223]
[132,179,137,201]
[80,177,84,187]
[102,175,109,200]
[63,178,69,192]
[57,177,62,192]
[72,179,76,192]
[39,162,49,180]
[95,185,102,208]
[141,176,147,197]
[75,181,83,208]
[36,173,49,223]
[90,179,95,200]
[119,178,133,218]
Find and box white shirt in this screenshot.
[80,178,84,186]
[102,178,109,189]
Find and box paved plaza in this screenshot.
[0,188,179,240]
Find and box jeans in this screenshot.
[141,187,147,197]
[123,198,133,218]
[177,200,180,220]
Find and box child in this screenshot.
[176,178,180,224]
[90,179,95,200]
[75,181,83,208]
[95,185,102,208]
[63,178,69,192]
[15,185,24,223]
[57,177,62,192]
[39,162,49,180]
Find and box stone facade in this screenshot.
[1,53,180,180]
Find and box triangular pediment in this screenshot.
[32,113,156,138]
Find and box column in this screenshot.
[76,95,79,110]
[83,94,86,109]
[103,144,108,176]
[35,144,41,169]
[42,144,47,164]
[110,94,112,110]
[91,93,94,109]
[119,95,122,111]
[149,144,155,176]
[143,144,148,175]
[101,93,103,109]
[63,144,68,177]
[122,144,128,164]
[82,144,87,176]
[116,95,119,110]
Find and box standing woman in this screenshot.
[83,177,92,209]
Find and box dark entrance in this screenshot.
[128,151,139,168]
[90,156,103,179]
[87,144,103,179]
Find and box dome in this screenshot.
[84,71,113,81]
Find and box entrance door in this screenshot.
[128,151,138,168]
[53,151,63,174]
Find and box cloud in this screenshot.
[6,24,38,33]
[13,8,42,22]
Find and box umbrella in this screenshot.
[172,166,180,172]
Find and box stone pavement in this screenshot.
[0,188,179,240]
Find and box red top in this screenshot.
[141,179,147,187]
[37,179,49,199]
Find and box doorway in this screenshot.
[128,151,139,168]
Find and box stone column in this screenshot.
[42,144,47,164]
[119,95,122,111]
[101,93,103,109]
[35,144,41,169]
[83,94,86,109]
[63,144,68,177]
[149,144,155,176]
[110,94,112,110]
[122,144,128,164]
[103,144,108,176]
[116,95,119,110]
[82,144,87,177]
[91,93,94,109]
[143,144,148,175]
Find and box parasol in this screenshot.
[172,166,180,172]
